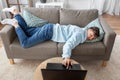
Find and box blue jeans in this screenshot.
[15,14,53,48]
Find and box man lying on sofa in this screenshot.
[1,6,99,68]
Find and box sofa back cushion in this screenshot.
[22,10,48,27]
[60,9,98,27]
[22,7,60,23]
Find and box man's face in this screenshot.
[87,29,96,40]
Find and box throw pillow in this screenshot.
[22,10,48,27]
[85,18,104,42]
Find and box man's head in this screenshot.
[87,27,100,40]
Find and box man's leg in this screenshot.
[2,6,38,36]
[14,14,28,30]
[15,23,53,48]
[3,6,28,30]
[2,6,54,48]
[14,14,39,36]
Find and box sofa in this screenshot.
[0,7,116,66]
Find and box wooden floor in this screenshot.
[0,14,120,48]
[102,14,120,35]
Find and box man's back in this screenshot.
[51,23,87,43]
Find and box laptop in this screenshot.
[41,63,87,80]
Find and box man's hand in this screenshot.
[62,57,72,69]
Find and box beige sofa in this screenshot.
[0,8,116,66]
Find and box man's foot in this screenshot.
[1,18,18,26]
[2,6,18,15]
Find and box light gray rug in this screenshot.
[0,35,120,80]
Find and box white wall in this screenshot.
[65,0,91,9]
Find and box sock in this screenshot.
[2,6,17,13]
[1,18,18,25]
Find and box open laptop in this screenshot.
[41,63,87,80]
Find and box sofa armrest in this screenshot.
[99,16,116,60]
[0,25,17,58]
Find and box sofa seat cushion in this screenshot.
[10,38,58,59]
[58,42,105,56]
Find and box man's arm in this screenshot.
[62,32,85,67]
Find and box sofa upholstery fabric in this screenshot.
[60,9,98,27]
[23,7,60,23]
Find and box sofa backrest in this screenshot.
[60,9,98,27]
[23,7,60,23]
[23,8,98,27]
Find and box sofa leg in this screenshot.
[102,61,107,67]
[9,59,14,64]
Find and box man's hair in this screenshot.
[89,27,100,38]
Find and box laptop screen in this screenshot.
[41,63,87,80]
